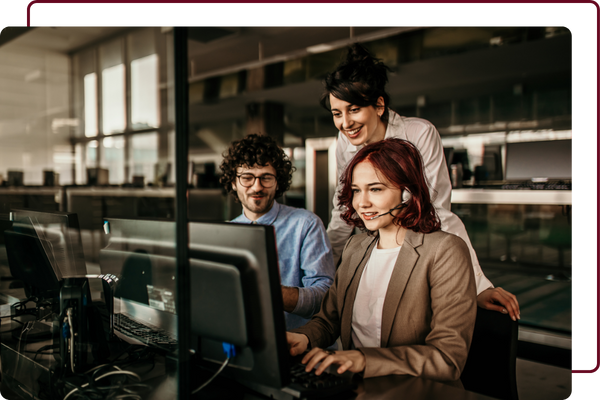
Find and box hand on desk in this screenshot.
[477,287,520,321]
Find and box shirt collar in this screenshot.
[240,200,281,225]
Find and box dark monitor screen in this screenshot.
[9,209,88,279]
[4,222,61,299]
[4,209,88,299]
[505,139,572,181]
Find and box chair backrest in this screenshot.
[461,307,519,400]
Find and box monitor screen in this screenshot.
[4,220,61,300]
[505,139,572,181]
[4,210,88,299]
[9,209,88,279]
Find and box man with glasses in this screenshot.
[220,133,335,329]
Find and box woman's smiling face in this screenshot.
[351,160,403,233]
[330,94,386,146]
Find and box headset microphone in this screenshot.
[370,203,406,219]
[370,189,412,220]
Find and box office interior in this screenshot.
[0,27,572,399]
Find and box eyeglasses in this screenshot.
[236,173,277,188]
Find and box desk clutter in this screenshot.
[0,210,357,400]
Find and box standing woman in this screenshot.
[288,138,476,381]
[322,43,519,320]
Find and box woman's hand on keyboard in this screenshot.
[302,348,366,375]
[287,332,310,356]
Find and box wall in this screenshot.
[0,41,72,185]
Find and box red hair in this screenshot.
[338,138,441,233]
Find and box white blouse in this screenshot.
[351,243,401,348]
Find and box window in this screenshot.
[129,132,158,183]
[101,64,126,135]
[73,28,169,186]
[101,136,125,184]
[131,54,159,129]
[84,72,97,137]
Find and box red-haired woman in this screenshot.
[287,138,476,381]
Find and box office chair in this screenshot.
[461,307,519,400]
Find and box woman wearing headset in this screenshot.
[288,138,476,381]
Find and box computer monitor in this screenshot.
[4,209,88,298]
[4,220,61,300]
[188,222,291,394]
[505,139,572,181]
[11,209,87,278]
[100,218,293,394]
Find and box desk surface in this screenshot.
[193,372,499,400]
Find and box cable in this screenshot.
[191,357,230,394]
[67,308,75,374]
[62,367,144,400]
[95,370,141,382]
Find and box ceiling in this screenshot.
[188,33,571,126]
[0,27,132,53]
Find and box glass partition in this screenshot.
[454,202,571,334]
[0,27,179,399]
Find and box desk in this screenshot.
[451,189,571,206]
[192,371,499,400]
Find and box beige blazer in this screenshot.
[292,229,477,381]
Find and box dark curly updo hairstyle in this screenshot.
[338,138,441,234]
[320,43,392,122]
[219,133,295,202]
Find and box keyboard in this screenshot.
[114,314,177,352]
[500,180,571,190]
[280,362,356,399]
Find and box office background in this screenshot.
[0,25,575,399]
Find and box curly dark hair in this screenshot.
[219,133,295,202]
[320,43,393,123]
[338,138,441,234]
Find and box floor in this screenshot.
[516,358,571,400]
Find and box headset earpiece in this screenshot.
[402,189,412,204]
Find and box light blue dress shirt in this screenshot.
[231,200,335,329]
